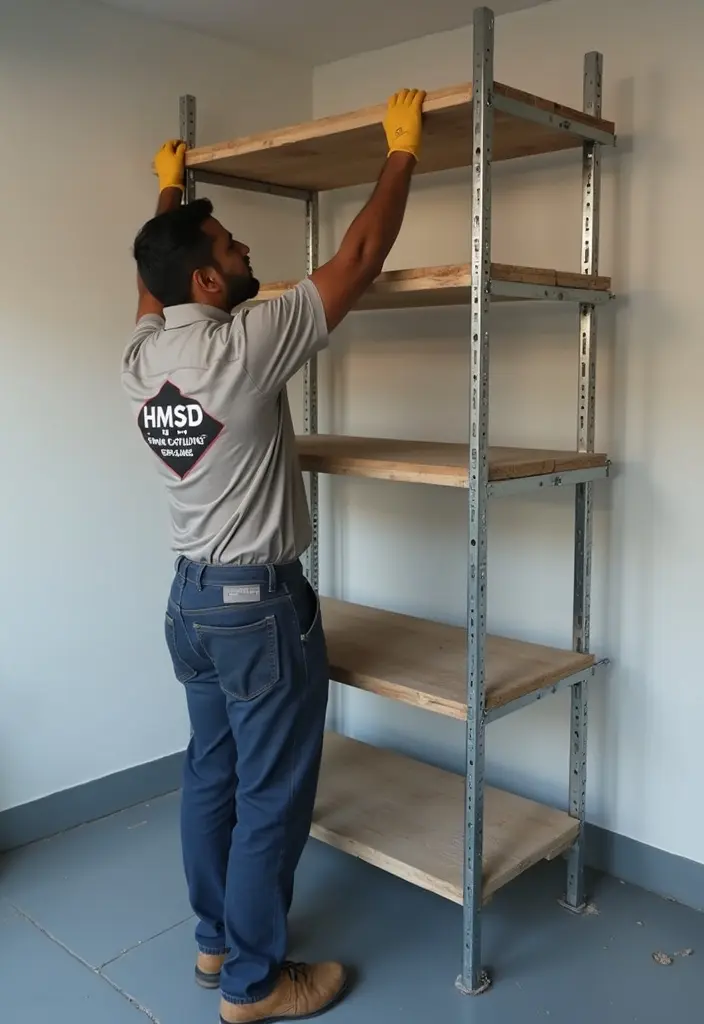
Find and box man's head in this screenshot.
[133,198,260,311]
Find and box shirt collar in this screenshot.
[163,303,233,330]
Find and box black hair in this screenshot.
[133,198,215,307]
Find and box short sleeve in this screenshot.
[238,278,329,395]
[122,313,164,374]
[134,313,165,342]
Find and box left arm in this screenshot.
[136,140,187,322]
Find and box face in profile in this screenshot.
[202,217,260,309]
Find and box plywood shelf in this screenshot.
[255,263,611,309]
[321,598,593,718]
[187,82,615,192]
[312,732,580,903]
[297,435,608,488]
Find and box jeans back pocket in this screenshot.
[196,616,280,701]
[165,613,197,684]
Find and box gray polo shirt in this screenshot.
[121,278,328,566]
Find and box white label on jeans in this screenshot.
[223,584,261,603]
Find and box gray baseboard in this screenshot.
[1,754,702,913]
[585,823,704,912]
[0,752,185,853]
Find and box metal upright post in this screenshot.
[564,51,603,912]
[179,95,197,204]
[457,5,493,997]
[304,193,320,591]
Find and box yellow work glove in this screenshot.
[383,88,426,161]
[152,139,187,192]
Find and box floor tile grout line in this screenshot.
[98,912,196,969]
[8,903,162,1023]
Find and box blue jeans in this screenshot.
[165,557,329,1006]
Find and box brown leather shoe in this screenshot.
[219,961,348,1023]
[196,951,227,989]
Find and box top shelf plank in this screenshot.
[186,82,615,192]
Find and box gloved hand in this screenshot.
[383,89,426,161]
[152,139,187,192]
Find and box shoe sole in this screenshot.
[195,967,222,990]
[220,973,349,1024]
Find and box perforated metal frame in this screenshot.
[458,5,494,997]
[179,94,197,204]
[303,194,320,590]
[564,49,603,914]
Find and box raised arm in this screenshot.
[310,88,426,331]
[135,140,186,322]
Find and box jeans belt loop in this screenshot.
[196,563,206,591]
[267,564,276,593]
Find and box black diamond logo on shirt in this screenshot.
[138,380,223,480]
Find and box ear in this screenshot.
[192,266,222,296]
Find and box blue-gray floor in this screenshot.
[1,793,701,1023]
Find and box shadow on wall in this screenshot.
[597,70,661,837]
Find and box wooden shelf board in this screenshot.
[297,435,608,487]
[254,263,611,310]
[312,732,580,903]
[321,598,593,717]
[187,82,614,192]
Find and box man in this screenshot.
[121,88,425,1024]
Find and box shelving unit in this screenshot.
[179,4,614,995]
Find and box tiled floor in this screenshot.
[1,792,701,1023]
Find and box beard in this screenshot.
[225,269,260,310]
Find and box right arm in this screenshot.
[311,88,426,331]
[240,89,425,395]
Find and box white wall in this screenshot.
[0,0,311,811]
[314,0,704,866]
[3,0,702,872]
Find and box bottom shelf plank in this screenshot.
[312,732,579,903]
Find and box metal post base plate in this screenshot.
[455,971,492,996]
[558,897,587,915]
